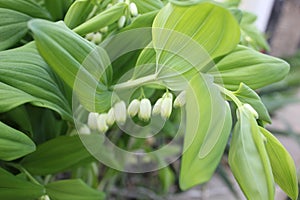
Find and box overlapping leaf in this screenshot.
[0,121,35,161]
[0,167,44,200]
[28,19,113,113]
[0,43,72,120]
[179,73,232,190]
[210,45,290,90]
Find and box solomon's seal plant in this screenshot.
[0,0,298,199]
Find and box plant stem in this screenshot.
[216,85,243,107]
[112,74,157,90]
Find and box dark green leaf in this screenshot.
[0,121,35,161]
[0,43,72,120]
[0,167,44,200]
[46,179,105,200]
[21,135,97,175]
[0,8,31,50]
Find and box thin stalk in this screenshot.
[112,74,157,90]
[216,85,243,108]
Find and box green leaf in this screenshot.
[131,0,164,13]
[0,167,45,200]
[0,0,51,19]
[228,105,274,200]
[122,11,158,31]
[233,83,271,123]
[28,19,113,113]
[46,179,105,200]
[64,0,94,29]
[21,135,97,175]
[260,127,298,200]
[158,166,175,193]
[179,73,232,190]
[44,0,73,21]
[210,45,290,90]
[0,8,31,50]
[73,3,127,36]
[152,2,240,61]
[0,121,35,161]
[0,43,72,120]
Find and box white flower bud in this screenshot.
[100,26,108,33]
[92,32,102,44]
[118,0,124,3]
[152,98,162,115]
[118,16,126,28]
[138,98,152,121]
[129,2,138,16]
[41,195,50,200]
[128,99,140,117]
[79,125,91,135]
[106,3,112,9]
[174,91,186,108]
[106,107,115,126]
[87,112,99,130]
[85,33,94,41]
[114,101,127,124]
[97,114,109,133]
[161,96,173,119]
[244,103,259,119]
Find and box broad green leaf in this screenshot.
[0,167,45,200]
[228,105,274,200]
[179,73,232,190]
[0,8,31,50]
[21,135,97,175]
[0,0,51,19]
[233,83,271,123]
[260,127,298,200]
[46,179,105,200]
[0,43,72,120]
[153,2,240,62]
[73,3,127,36]
[210,45,290,90]
[131,0,164,13]
[28,19,113,113]
[122,11,158,31]
[0,121,35,161]
[45,0,73,21]
[64,0,94,29]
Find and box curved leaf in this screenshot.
[0,8,31,50]
[0,167,44,200]
[0,43,72,120]
[210,45,290,90]
[46,179,105,200]
[179,73,232,190]
[228,105,274,199]
[260,127,298,200]
[131,0,164,14]
[0,121,35,161]
[28,19,113,113]
[0,0,51,19]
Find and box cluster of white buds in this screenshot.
[85,32,102,44]
[117,0,138,29]
[84,91,187,134]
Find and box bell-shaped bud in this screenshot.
[152,98,162,115]
[129,2,138,16]
[118,15,126,28]
[100,26,108,33]
[92,32,102,44]
[85,32,94,41]
[87,112,99,130]
[128,99,140,117]
[174,91,186,108]
[161,96,173,119]
[97,114,109,133]
[138,98,152,121]
[114,101,127,124]
[79,125,91,135]
[106,107,115,126]
[244,103,259,119]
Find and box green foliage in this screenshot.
[0,0,297,199]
